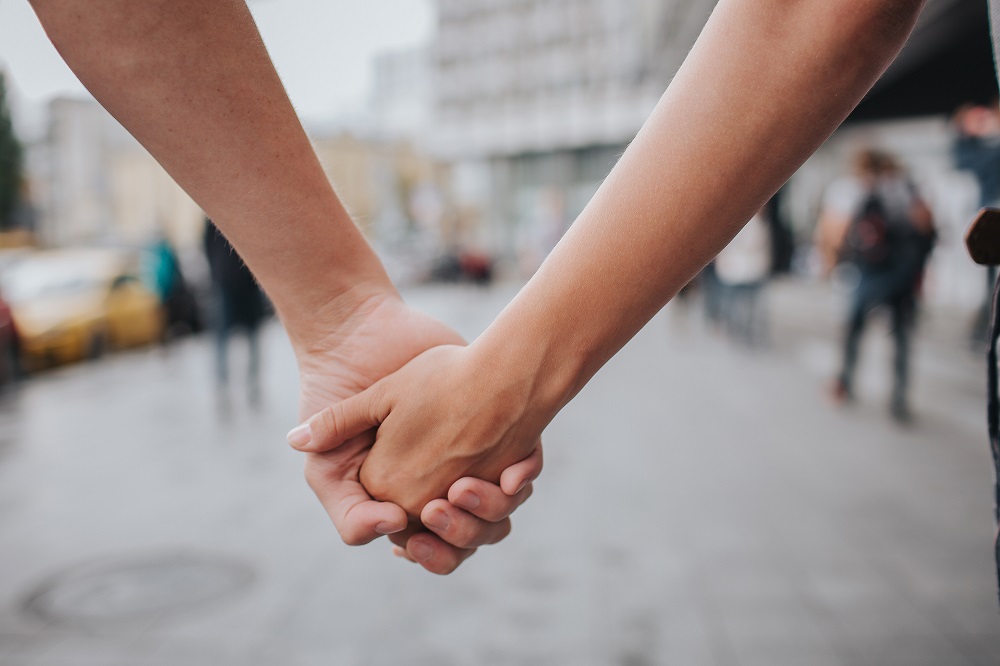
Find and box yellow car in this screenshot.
[4,250,164,370]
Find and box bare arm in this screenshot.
[480,0,926,410]
[28,0,387,343]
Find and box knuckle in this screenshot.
[420,500,451,528]
[479,495,512,522]
[340,532,367,547]
[339,525,372,547]
[359,463,390,500]
[479,507,507,524]
[400,499,424,522]
[495,497,520,521]
[526,446,544,476]
[367,382,388,418]
[318,404,344,441]
[360,472,423,521]
[449,527,479,550]
[337,504,380,547]
[490,519,512,545]
[447,477,474,502]
[427,552,464,576]
[388,532,410,549]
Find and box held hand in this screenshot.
[291,293,542,573]
[291,344,546,523]
[386,446,541,573]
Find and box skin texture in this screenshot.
[295,0,927,527]
[27,0,540,574]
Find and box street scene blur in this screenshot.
[0,0,999,664]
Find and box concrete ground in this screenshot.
[0,279,997,666]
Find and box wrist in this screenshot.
[256,203,397,352]
[468,314,587,428]
[285,280,400,360]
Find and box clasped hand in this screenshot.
[288,294,542,574]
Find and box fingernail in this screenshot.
[454,491,480,511]
[515,479,529,494]
[286,422,312,449]
[424,510,450,532]
[410,541,434,562]
[375,522,402,535]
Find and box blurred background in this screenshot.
[0,0,999,664]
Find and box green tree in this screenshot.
[0,72,24,230]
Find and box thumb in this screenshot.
[288,385,389,452]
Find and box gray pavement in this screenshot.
[0,279,997,666]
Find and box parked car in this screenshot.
[3,249,164,370]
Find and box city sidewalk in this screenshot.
[0,279,996,666]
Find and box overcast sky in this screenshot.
[0,0,434,136]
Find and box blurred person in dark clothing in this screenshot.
[148,233,201,342]
[0,288,19,388]
[204,218,267,406]
[953,102,1000,348]
[955,103,1000,205]
[699,262,725,332]
[816,149,935,422]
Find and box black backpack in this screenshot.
[843,192,892,268]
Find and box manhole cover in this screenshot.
[22,551,254,625]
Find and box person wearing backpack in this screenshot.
[817,149,935,422]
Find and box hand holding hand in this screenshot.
[290,293,542,573]
[291,343,547,523]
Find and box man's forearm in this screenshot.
[29,0,394,345]
[473,0,925,415]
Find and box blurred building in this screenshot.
[426,0,717,268]
[370,47,434,142]
[26,98,117,247]
[312,132,454,248]
[25,97,203,250]
[415,0,1000,298]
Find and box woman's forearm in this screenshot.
[474,0,925,415]
[29,0,394,346]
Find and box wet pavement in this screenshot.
[0,280,997,665]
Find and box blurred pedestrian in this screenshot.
[203,217,267,407]
[817,149,935,422]
[699,262,724,332]
[953,102,1000,348]
[147,233,201,343]
[714,208,773,347]
[0,287,19,389]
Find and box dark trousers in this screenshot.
[838,269,916,407]
[212,285,261,394]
